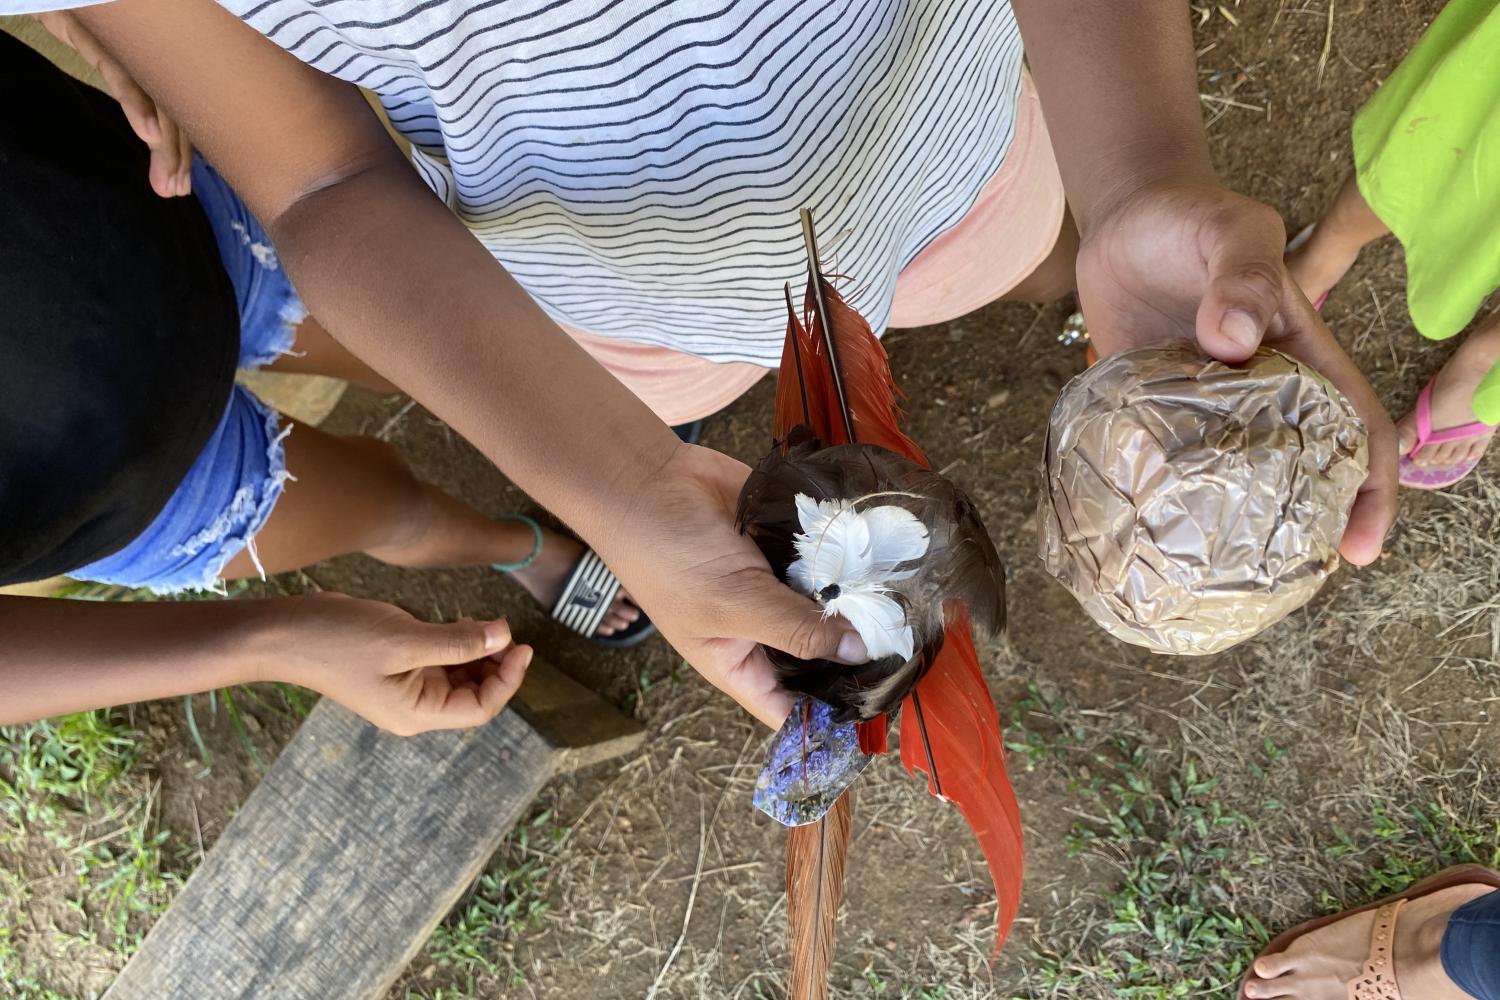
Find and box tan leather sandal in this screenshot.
[1240,864,1500,1000]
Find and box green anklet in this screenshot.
[491,514,543,573]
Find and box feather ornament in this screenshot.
[738,210,1025,999]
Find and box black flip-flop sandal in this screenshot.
[492,515,656,648]
[550,548,656,648]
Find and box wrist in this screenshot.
[565,426,687,554]
[1070,135,1217,241]
[222,596,328,688]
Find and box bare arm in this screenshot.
[76,0,676,546]
[1011,0,1212,233]
[0,594,529,734]
[1011,0,1397,565]
[72,0,855,727]
[0,595,273,723]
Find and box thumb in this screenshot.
[404,618,512,669]
[1195,227,1286,363]
[735,576,870,664]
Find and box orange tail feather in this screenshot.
[786,790,854,1000]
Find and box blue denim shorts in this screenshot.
[1442,887,1500,1000]
[73,158,304,594]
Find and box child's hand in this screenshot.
[272,593,532,736]
[1074,178,1398,567]
[35,11,193,198]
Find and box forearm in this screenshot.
[0,596,285,724]
[75,0,681,551]
[267,159,680,544]
[1012,0,1214,233]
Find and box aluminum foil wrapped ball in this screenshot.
[1038,344,1369,655]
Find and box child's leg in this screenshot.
[1285,174,1392,304]
[1398,310,1500,466]
[264,316,400,395]
[221,419,643,637]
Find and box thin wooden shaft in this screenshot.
[799,208,855,444]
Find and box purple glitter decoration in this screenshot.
[753,697,871,827]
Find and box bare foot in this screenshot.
[1397,320,1500,469]
[509,528,643,638]
[1243,884,1495,1000]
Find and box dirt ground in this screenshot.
[7,1,1500,998]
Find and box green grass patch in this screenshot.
[1004,680,1500,1000]
[420,807,565,986]
[0,711,140,831]
[1323,800,1500,908]
[1006,689,1274,999]
[1034,744,1269,997]
[1,709,177,990]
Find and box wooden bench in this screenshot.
[103,660,643,1000]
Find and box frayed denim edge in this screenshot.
[147,399,296,596]
[239,291,308,369]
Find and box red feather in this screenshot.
[771,210,1023,954]
[898,619,1026,948]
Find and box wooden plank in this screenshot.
[0,18,103,87]
[512,657,646,772]
[104,701,557,1000]
[236,369,348,427]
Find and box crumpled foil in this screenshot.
[1038,345,1369,655]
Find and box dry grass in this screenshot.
[7,2,1493,999]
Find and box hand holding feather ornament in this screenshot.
[735,211,1023,999]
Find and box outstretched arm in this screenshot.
[73,1,858,728]
[0,594,530,735]
[1012,0,1396,565]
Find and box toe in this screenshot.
[1419,442,1452,467]
[1395,412,1419,458]
[1436,440,1468,466]
[601,611,632,632]
[1243,975,1294,1000]
[1254,954,1296,979]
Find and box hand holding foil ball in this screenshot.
[1039,344,1369,654]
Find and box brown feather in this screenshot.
[736,437,1004,721]
[786,790,853,1000]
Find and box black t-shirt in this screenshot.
[0,34,240,586]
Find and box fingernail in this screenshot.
[835,631,869,664]
[483,620,509,651]
[1221,310,1260,352]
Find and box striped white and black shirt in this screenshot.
[32,0,1028,365]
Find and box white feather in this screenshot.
[785,494,930,661]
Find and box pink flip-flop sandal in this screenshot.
[1285,224,1329,311]
[1239,864,1500,1000]
[1399,378,1498,490]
